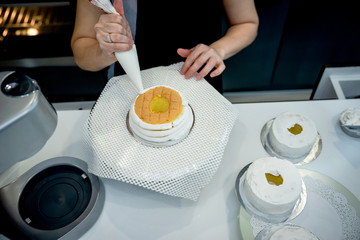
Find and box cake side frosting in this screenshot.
[243,157,302,215]
[129,105,193,142]
[268,112,317,158]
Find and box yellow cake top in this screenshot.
[134,86,183,124]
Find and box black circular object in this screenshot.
[38,182,78,218]
[1,72,37,96]
[19,165,92,230]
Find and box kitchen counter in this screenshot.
[7,99,360,240]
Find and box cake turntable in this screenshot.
[0,71,104,239]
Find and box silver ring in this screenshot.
[107,33,112,43]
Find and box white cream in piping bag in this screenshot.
[115,44,144,92]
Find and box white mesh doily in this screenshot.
[84,62,239,201]
[250,173,360,240]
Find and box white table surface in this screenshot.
[6,99,359,240]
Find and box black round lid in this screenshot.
[1,72,38,97]
[18,165,92,230]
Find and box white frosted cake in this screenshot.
[268,112,317,158]
[243,157,302,216]
[339,107,360,126]
[129,85,193,144]
[268,225,318,240]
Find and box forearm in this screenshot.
[210,21,258,60]
[71,37,116,72]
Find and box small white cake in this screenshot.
[243,157,302,216]
[129,85,193,144]
[268,112,317,158]
[340,107,360,126]
[269,225,318,240]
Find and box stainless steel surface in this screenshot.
[0,71,57,173]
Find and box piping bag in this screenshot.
[115,46,143,92]
[89,0,144,92]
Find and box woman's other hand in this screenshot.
[177,44,226,80]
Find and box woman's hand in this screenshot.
[177,44,226,80]
[94,13,133,57]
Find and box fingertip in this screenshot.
[210,68,222,78]
[210,73,219,78]
[177,48,190,58]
